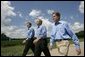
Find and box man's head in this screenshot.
[26,22,32,28]
[52,11,60,22]
[35,19,42,26]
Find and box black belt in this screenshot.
[55,39,70,41]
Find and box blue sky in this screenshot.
[1,1,84,38]
[11,1,84,26]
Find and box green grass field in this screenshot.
[1,39,23,47]
[1,38,84,56]
[1,45,34,56]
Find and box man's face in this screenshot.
[52,14,60,22]
[36,20,39,25]
[27,24,31,28]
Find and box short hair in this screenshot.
[26,21,32,26]
[35,19,42,24]
[52,11,60,18]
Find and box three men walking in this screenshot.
[22,11,81,56]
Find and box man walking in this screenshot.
[50,11,81,56]
[22,22,35,56]
[33,19,51,56]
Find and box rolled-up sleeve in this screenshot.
[65,23,80,49]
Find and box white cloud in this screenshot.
[79,1,84,14]
[1,18,12,26]
[29,9,41,17]
[1,1,27,38]
[71,22,84,33]
[1,1,16,31]
[7,27,27,38]
[1,25,27,38]
[47,10,54,14]
[1,1,16,26]
[1,1,16,17]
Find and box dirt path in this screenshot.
[27,42,84,56]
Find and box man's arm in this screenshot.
[22,29,34,44]
[22,39,27,44]
[38,26,47,38]
[49,27,55,50]
[33,26,46,45]
[33,38,40,45]
[64,23,81,55]
[50,38,54,50]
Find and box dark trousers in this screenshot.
[34,38,51,56]
[22,38,35,56]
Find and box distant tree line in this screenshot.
[1,33,11,41]
[76,31,84,38]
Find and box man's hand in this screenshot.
[33,38,40,45]
[49,45,53,51]
[22,40,26,44]
[76,48,81,55]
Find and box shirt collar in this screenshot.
[37,25,40,28]
[28,27,31,30]
[55,21,60,25]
